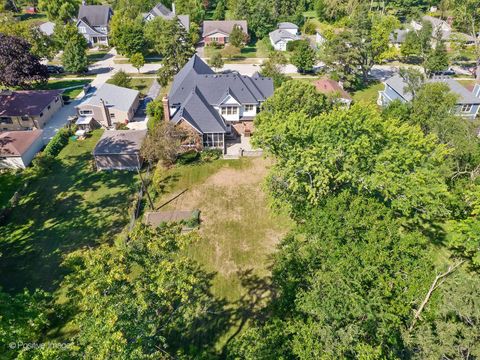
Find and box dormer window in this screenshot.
[221,106,238,115]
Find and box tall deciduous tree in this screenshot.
[146,17,195,86]
[109,12,146,57]
[229,24,247,48]
[0,34,48,88]
[290,41,316,73]
[38,0,78,22]
[62,33,88,73]
[141,121,187,165]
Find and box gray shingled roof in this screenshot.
[385,74,480,104]
[146,3,190,31]
[80,83,139,112]
[93,130,147,155]
[278,22,298,30]
[78,5,112,27]
[202,20,248,37]
[168,55,273,134]
[269,29,299,43]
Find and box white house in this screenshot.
[269,22,300,51]
[0,130,44,169]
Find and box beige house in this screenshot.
[76,83,140,128]
[0,130,44,169]
[0,89,63,131]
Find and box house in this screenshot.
[39,21,55,36]
[76,84,140,128]
[93,129,147,171]
[0,89,63,131]
[378,74,480,119]
[313,79,352,107]
[0,130,44,169]
[202,20,248,45]
[315,31,326,47]
[412,15,452,40]
[389,29,409,46]
[269,22,300,51]
[76,5,113,46]
[143,3,190,31]
[163,55,273,153]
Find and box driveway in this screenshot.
[41,99,81,144]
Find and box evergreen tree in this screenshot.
[62,34,88,73]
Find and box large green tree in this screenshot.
[228,192,434,359]
[62,33,88,73]
[109,12,147,57]
[290,41,316,73]
[253,102,450,222]
[38,0,78,22]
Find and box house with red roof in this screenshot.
[0,130,44,169]
[313,79,352,107]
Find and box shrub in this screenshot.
[109,70,132,88]
[43,128,72,157]
[286,39,308,52]
[303,20,317,35]
[200,148,222,162]
[146,100,164,132]
[183,209,200,228]
[115,123,129,130]
[177,150,199,165]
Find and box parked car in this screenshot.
[433,68,456,76]
[47,65,64,74]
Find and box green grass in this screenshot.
[87,51,109,64]
[0,172,22,208]
[352,82,383,105]
[204,38,272,60]
[0,130,139,293]
[15,12,48,25]
[130,77,154,96]
[34,79,93,98]
[153,158,292,301]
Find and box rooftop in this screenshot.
[313,79,352,100]
[269,29,299,43]
[0,130,43,157]
[0,90,63,117]
[202,20,248,37]
[79,83,139,112]
[77,5,112,27]
[384,75,480,104]
[93,130,147,155]
[278,22,298,30]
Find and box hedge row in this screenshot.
[43,128,73,157]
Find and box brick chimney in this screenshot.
[162,96,170,122]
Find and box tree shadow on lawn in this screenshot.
[0,155,138,293]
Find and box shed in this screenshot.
[93,130,147,171]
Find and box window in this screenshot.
[79,26,86,34]
[461,104,473,113]
[110,113,115,118]
[203,133,224,148]
[21,116,30,121]
[0,117,12,124]
[39,112,43,117]
[245,104,255,112]
[79,110,93,116]
[221,106,238,116]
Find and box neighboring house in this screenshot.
[316,31,326,47]
[411,15,476,43]
[93,129,147,171]
[0,130,44,169]
[76,84,140,128]
[389,29,409,46]
[0,89,63,131]
[163,55,273,153]
[313,79,352,107]
[202,20,248,45]
[76,5,113,46]
[269,22,300,51]
[378,74,480,119]
[143,3,190,31]
[39,21,55,36]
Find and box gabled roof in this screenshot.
[0,130,43,157]
[269,29,299,43]
[78,83,139,112]
[145,3,190,31]
[278,22,298,30]
[77,5,112,27]
[168,55,273,134]
[93,130,147,155]
[0,90,62,117]
[313,79,352,100]
[384,74,480,104]
[389,29,409,44]
[202,20,248,37]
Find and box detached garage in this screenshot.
[93,130,147,171]
[0,130,44,169]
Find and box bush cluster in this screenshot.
[43,128,72,157]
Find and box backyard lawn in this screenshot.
[0,171,22,208]
[204,38,272,60]
[352,81,383,104]
[106,77,154,96]
[152,157,292,301]
[0,130,139,293]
